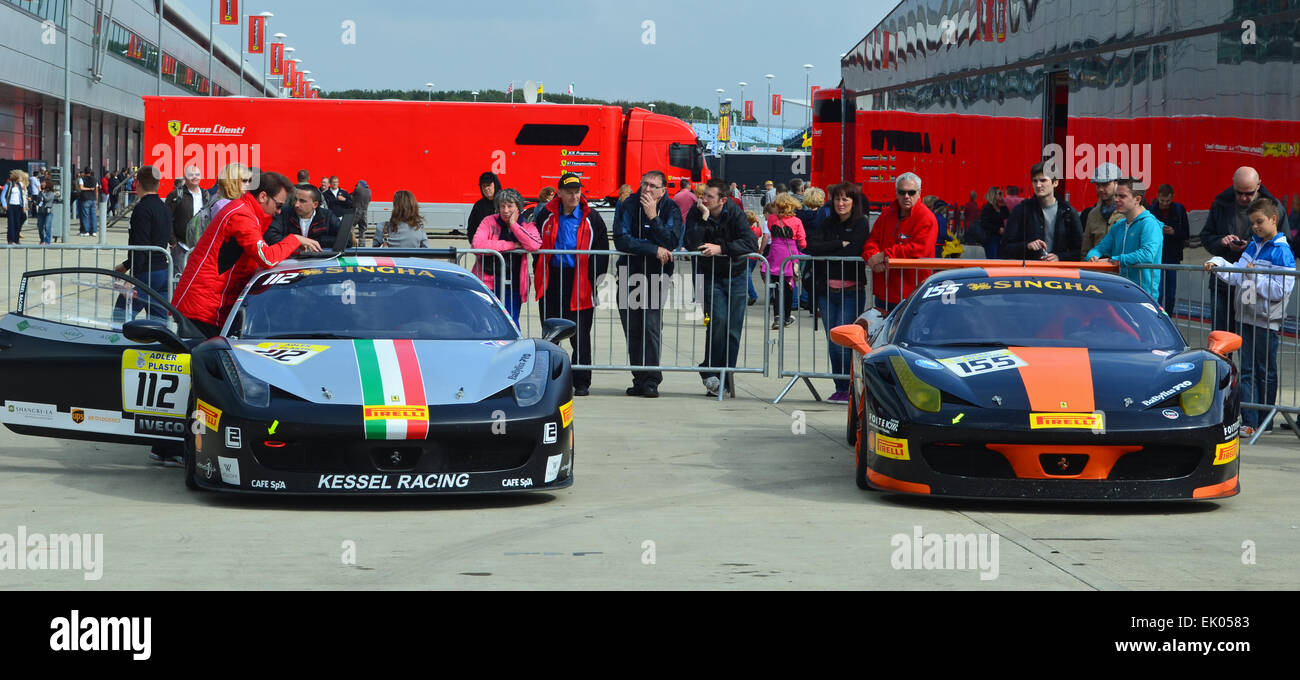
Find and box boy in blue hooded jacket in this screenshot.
[1086,178,1163,299]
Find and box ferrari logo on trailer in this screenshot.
[1030,413,1103,430]
[168,120,182,137]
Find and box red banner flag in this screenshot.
[744,100,753,121]
[772,94,782,117]
[269,43,284,76]
[284,59,296,86]
[248,15,265,54]
[184,67,194,86]
[219,0,239,26]
[982,0,994,41]
[882,31,891,69]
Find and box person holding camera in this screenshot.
[1199,167,1289,332]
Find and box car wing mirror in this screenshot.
[541,318,577,345]
[1207,330,1242,357]
[123,320,189,354]
[830,324,872,355]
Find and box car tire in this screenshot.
[855,439,872,490]
[846,382,859,446]
[183,397,202,491]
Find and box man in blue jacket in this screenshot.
[1086,179,1163,299]
[613,170,684,398]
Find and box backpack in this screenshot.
[185,193,223,248]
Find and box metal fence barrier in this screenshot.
[772,255,871,404]
[3,245,174,315]
[1131,262,1300,445]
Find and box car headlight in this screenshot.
[1179,361,1216,417]
[513,351,550,408]
[218,350,271,408]
[889,355,940,413]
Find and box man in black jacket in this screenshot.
[265,184,343,248]
[322,176,352,218]
[1198,166,1290,331]
[1001,162,1082,262]
[612,170,684,398]
[1149,184,1190,313]
[114,166,172,321]
[685,179,759,397]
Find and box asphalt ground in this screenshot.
[0,229,1297,591]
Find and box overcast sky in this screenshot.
[180,0,892,119]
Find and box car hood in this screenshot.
[900,345,1213,413]
[229,338,536,406]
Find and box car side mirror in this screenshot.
[830,324,872,355]
[1207,330,1242,357]
[541,318,577,345]
[123,320,189,354]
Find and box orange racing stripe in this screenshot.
[1010,347,1094,412]
[867,469,931,494]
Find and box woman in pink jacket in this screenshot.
[472,187,541,324]
[762,193,807,328]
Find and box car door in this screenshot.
[0,267,202,446]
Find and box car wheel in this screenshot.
[855,441,872,490]
[183,397,202,491]
[846,384,859,446]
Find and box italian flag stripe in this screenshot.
[337,256,396,267]
[354,339,428,440]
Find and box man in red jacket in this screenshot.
[173,171,321,336]
[862,172,938,312]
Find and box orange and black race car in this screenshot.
[832,266,1243,501]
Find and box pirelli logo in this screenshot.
[874,433,910,461]
[1213,439,1239,466]
[559,400,574,428]
[1029,412,1104,430]
[196,399,222,432]
[363,406,429,421]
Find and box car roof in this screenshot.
[924,266,1132,286]
[264,255,470,277]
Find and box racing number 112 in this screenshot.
[135,372,178,410]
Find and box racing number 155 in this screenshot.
[952,355,1017,376]
[134,372,179,410]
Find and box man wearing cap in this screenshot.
[762,180,776,207]
[1080,162,1125,253]
[1198,166,1289,331]
[534,172,609,397]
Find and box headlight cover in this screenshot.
[218,350,271,408]
[513,351,550,408]
[890,355,941,413]
[1179,361,1216,417]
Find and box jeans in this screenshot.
[818,287,868,392]
[492,275,522,325]
[1239,323,1280,429]
[37,212,52,243]
[5,207,23,243]
[1209,279,1237,333]
[1160,268,1179,313]
[78,199,96,234]
[746,259,759,302]
[699,270,749,383]
[985,237,1000,260]
[541,267,594,391]
[112,268,171,322]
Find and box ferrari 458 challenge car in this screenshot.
[0,254,577,494]
[832,266,1243,501]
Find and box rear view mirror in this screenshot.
[1207,330,1242,357]
[123,320,189,353]
[830,324,872,355]
[541,318,576,345]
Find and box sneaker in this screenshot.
[747,298,758,306]
[1240,425,1256,438]
[784,315,796,327]
[703,376,721,397]
[771,320,781,330]
[827,390,850,404]
[148,451,185,467]
[642,383,659,398]
[625,384,646,397]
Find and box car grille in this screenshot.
[922,443,1204,480]
[1107,447,1203,480]
[253,435,534,474]
[921,443,1017,478]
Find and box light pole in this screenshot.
[272,32,286,96]
[738,81,747,126]
[648,103,655,113]
[764,74,774,147]
[426,82,434,101]
[259,12,273,97]
[471,90,478,102]
[61,0,71,241]
[803,64,814,129]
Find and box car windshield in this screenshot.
[231,265,519,341]
[897,277,1186,351]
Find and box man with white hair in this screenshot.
[1199,166,1289,331]
[862,172,938,311]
